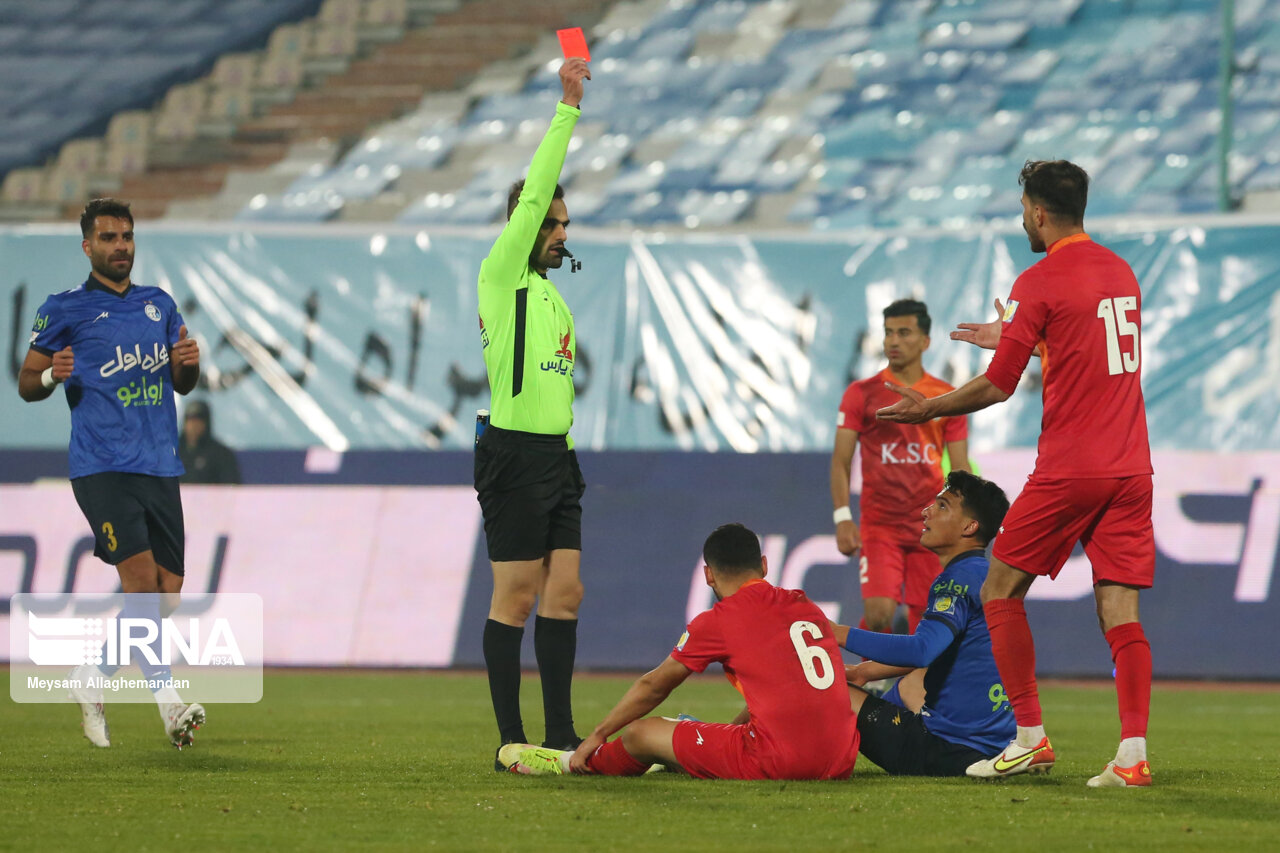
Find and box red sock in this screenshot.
[983,598,1042,728]
[585,738,649,776]
[1106,622,1151,740]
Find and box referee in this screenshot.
[475,57,590,769]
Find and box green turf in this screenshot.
[2,669,1278,852]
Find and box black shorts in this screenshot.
[71,472,186,575]
[474,425,585,562]
[855,693,991,777]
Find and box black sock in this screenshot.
[483,619,526,744]
[535,615,578,746]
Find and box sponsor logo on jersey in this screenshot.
[31,312,49,333]
[99,342,170,378]
[933,595,954,613]
[675,630,689,651]
[555,330,574,362]
[144,303,161,322]
[478,315,489,349]
[837,411,846,427]
[931,577,970,597]
[879,441,941,465]
[1002,300,1019,323]
[116,375,166,408]
[540,330,575,376]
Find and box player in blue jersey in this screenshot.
[833,470,1016,775]
[17,198,207,750]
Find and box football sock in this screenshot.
[1106,622,1151,741]
[983,598,1044,731]
[585,738,650,776]
[483,619,527,744]
[535,615,578,746]
[1016,725,1047,749]
[94,646,120,678]
[1116,736,1147,766]
[120,593,172,685]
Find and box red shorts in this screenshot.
[859,524,943,608]
[992,474,1154,588]
[671,721,857,781]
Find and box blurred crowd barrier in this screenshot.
[4,218,1278,453]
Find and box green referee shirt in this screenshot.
[478,101,580,445]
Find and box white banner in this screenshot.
[0,485,482,666]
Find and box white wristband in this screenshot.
[833,506,853,525]
[40,367,58,390]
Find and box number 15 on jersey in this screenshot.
[1097,296,1140,376]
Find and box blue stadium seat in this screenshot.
[0,0,321,176]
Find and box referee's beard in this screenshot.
[530,244,565,274]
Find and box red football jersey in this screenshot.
[838,368,967,534]
[671,580,859,779]
[985,234,1152,478]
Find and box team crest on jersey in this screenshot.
[675,631,689,651]
[144,304,161,322]
[1002,300,1019,323]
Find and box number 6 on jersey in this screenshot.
[788,620,836,689]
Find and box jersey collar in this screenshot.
[84,274,133,298]
[944,547,989,568]
[879,366,931,390]
[1046,232,1091,256]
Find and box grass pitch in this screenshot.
[3,668,1278,852]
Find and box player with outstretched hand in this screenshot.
[833,470,1016,776]
[474,57,591,769]
[497,523,860,781]
[831,299,969,635]
[878,160,1155,787]
[18,198,206,750]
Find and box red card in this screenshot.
[556,27,590,61]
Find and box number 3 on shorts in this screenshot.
[101,521,118,552]
[789,620,835,689]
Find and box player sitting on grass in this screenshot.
[833,470,1017,776]
[499,523,860,780]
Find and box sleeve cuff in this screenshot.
[556,101,581,117]
[984,364,1018,397]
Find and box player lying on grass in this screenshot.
[499,523,860,779]
[832,470,1017,776]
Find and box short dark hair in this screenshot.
[1019,160,1088,225]
[883,298,931,336]
[80,198,133,238]
[506,180,565,220]
[702,523,764,576]
[943,470,1010,546]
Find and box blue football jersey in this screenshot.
[917,550,1016,755]
[30,277,186,479]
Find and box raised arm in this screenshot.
[481,59,588,282]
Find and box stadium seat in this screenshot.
[1,167,44,202]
